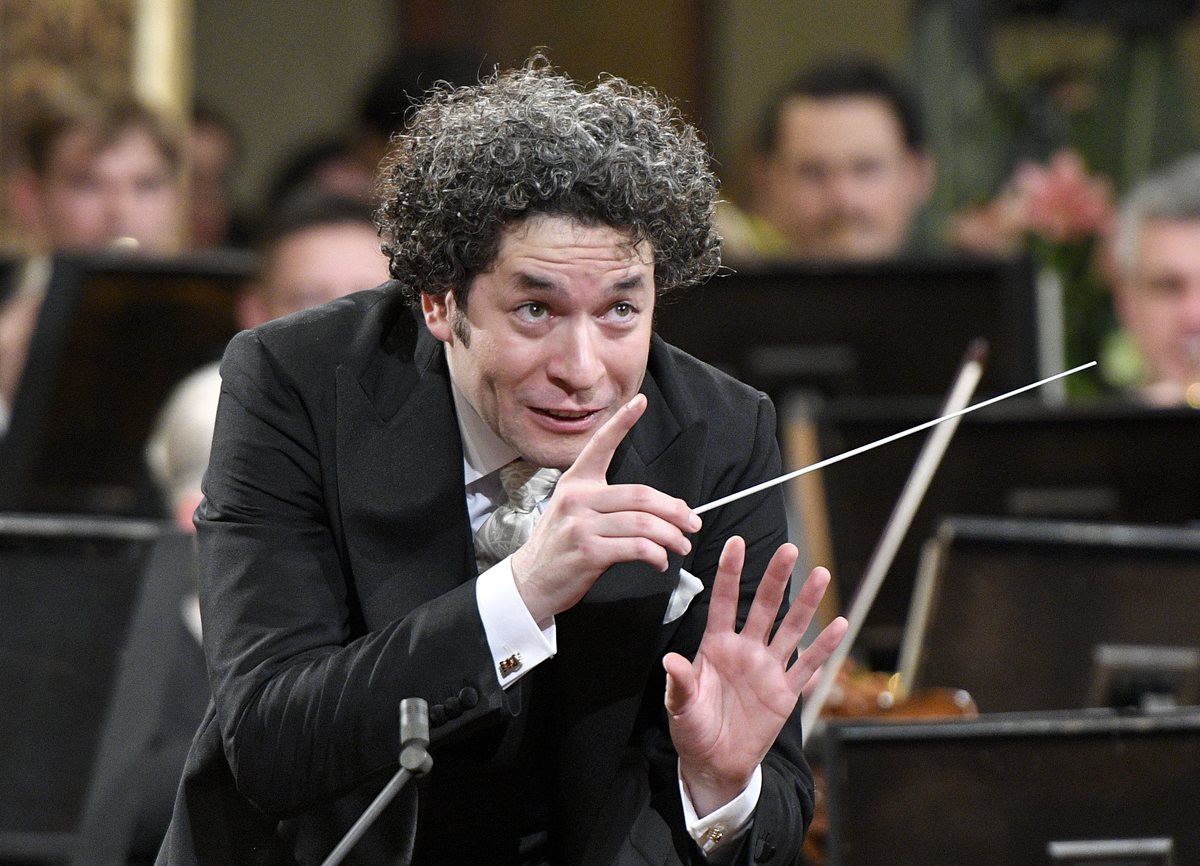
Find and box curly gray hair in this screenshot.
[375,59,721,306]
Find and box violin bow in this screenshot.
[798,339,987,744]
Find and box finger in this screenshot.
[787,616,848,695]
[768,567,831,659]
[587,511,694,558]
[706,536,745,636]
[662,651,697,716]
[801,662,827,698]
[565,393,647,481]
[740,543,799,644]
[582,483,700,534]
[573,526,680,572]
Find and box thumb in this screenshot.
[662,652,696,716]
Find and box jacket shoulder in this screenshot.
[649,335,775,433]
[221,283,421,392]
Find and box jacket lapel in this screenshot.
[334,303,475,629]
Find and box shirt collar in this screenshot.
[448,364,519,487]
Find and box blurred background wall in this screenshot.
[6,0,1200,243]
[191,0,1200,234]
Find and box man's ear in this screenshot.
[422,291,456,343]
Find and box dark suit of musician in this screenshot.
[156,285,814,865]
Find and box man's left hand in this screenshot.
[663,536,848,816]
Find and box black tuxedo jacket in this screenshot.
[157,286,814,866]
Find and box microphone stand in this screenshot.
[320,698,434,866]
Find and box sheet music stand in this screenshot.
[0,250,253,517]
[822,708,1200,865]
[653,254,1043,401]
[0,514,195,866]
[803,399,1200,667]
[898,515,1200,714]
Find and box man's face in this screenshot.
[252,222,389,324]
[35,126,181,252]
[1116,219,1200,388]
[756,95,933,261]
[423,214,655,470]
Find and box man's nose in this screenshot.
[821,173,865,216]
[547,319,604,392]
[105,185,142,240]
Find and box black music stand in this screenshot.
[822,708,1200,865]
[808,399,1200,667]
[653,254,1043,400]
[0,514,196,865]
[899,515,1200,713]
[0,250,253,517]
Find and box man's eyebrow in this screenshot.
[513,272,562,292]
[613,274,650,291]
[510,272,651,293]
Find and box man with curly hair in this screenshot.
[159,61,845,866]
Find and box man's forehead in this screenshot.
[1132,220,1200,282]
[497,214,654,264]
[48,124,169,172]
[776,95,907,152]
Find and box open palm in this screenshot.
[663,536,847,815]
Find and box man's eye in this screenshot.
[611,302,635,319]
[853,159,885,178]
[1143,277,1185,299]
[518,302,549,320]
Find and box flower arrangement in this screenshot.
[951,149,1118,396]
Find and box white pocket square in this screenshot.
[663,567,704,624]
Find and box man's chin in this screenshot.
[827,230,894,261]
[509,433,588,471]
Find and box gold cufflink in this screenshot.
[499,653,522,677]
[705,824,725,845]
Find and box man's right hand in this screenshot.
[511,393,702,627]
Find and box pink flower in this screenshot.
[950,149,1115,254]
[1015,149,1114,243]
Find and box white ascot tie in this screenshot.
[474,459,561,574]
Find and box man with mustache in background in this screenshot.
[719,58,936,264]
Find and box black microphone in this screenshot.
[319,697,434,866]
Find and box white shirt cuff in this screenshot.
[475,555,556,687]
[679,763,762,859]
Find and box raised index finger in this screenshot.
[566,393,647,481]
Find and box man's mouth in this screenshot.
[535,407,598,420]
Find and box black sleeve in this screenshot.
[197,330,508,817]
